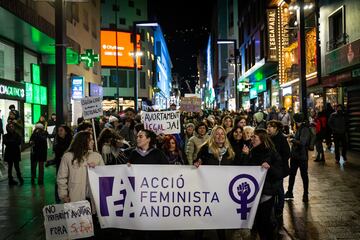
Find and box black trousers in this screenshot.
[288,156,309,196]
[333,133,347,161]
[8,160,22,180]
[254,197,275,240]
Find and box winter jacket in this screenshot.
[242,144,283,196]
[290,124,310,161]
[194,144,234,166]
[119,125,136,146]
[315,115,327,136]
[3,131,22,163]
[328,111,346,134]
[129,148,168,164]
[186,134,210,165]
[271,131,290,178]
[30,129,48,162]
[57,151,104,203]
[54,135,73,169]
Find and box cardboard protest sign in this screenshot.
[180,97,202,112]
[43,200,94,240]
[81,96,103,120]
[142,110,180,134]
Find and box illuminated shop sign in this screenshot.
[0,84,25,99]
[72,76,84,100]
[31,63,41,85]
[25,82,47,105]
[100,31,141,68]
[267,9,278,61]
[250,88,257,99]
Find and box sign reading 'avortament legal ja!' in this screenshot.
[88,165,267,230]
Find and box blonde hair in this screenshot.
[206,125,235,160]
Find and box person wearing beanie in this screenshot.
[30,122,49,184]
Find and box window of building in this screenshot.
[119,18,126,25]
[136,9,141,16]
[228,0,234,29]
[73,3,79,22]
[109,23,116,29]
[102,75,108,87]
[23,50,38,83]
[140,72,146,89]
[129,0,134,7]
[110,70,127,88]
[129,71,134,88]
[328,6,346,50]
[83,9,89,31]
[0,40,15,81]
[91,18,97,39]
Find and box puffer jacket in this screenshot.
[186,134,210,165]
[57,151,104,203]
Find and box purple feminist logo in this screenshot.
[99,176,135,218]
[228,174,259,220]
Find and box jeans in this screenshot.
[31,159,44,183]
[315,135,324,159]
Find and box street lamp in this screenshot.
[133,21,159,112]
[217,39,239,110]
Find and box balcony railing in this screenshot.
[326,33,349,52]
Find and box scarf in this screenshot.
[135,147,155,157]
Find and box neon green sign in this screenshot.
[33,104,41,124]
[0,84,25,99]
[79,49,99,68]
[25,82,47,105]
[31,64,41,85]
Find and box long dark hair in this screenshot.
[67,131,92,165]
[254,129,275,151]
[97,128,117,154]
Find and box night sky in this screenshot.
[148,0,214,94]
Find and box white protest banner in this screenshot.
[81,96,103,120]
[180,97,202,112]
[43,200,94,240]
[142,110,180,134]
[88,165,267,230]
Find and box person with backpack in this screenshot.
[285,113,311,202]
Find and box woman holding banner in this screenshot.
[57,131,104,203]
[128,129,168,164]
[193,125,235,240]
[241,129,282,240]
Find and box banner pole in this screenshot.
[91,118,98,152]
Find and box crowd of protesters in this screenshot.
[1,102,349,240]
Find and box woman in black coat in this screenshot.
[128,129,168,165]
[194,125,235,240]
[227,126,245,164]
[53,125,72,202]
[3,123,23,185]
[266,121,290,225]
[30,123,48,185]
[241,129,282,240]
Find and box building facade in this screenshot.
[0,0,101,142]
[319,0,360,151]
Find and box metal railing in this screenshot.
[326,33,349,51]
